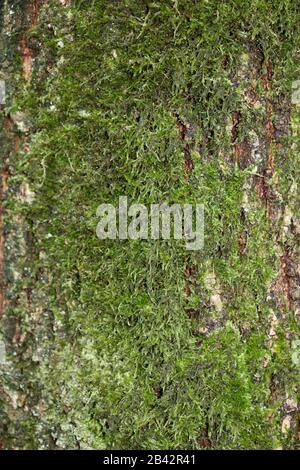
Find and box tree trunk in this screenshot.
[1,0,300,450]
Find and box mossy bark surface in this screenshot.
[1,0,300,449]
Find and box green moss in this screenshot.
[2,0,300,449]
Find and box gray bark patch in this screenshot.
[0,79,5,104]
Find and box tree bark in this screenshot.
[1,0,300,450]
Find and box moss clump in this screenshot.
[2,0,300,449]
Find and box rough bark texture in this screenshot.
[1,0,300,450]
